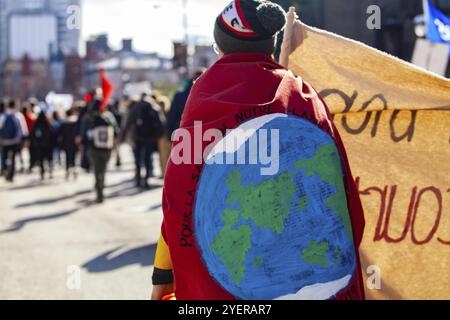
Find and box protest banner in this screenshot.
[281,8,450,299]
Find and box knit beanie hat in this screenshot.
[214,0,287,55]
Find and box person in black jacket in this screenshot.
[122,92,166,188]
[30,111,56,180]
[59,108,79,180]
[166,69,205,139]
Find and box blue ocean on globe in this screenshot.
[194,114,356,300]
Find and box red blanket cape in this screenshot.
[162,52,365,300]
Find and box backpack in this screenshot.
[91,114,114,150]
[1,114,19,141]
[134,102,164,143]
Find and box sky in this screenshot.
[82,0,228,57]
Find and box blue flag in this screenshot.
[426,0,450,46]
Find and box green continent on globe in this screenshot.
[225,170,296,234]
[295,144,353,239]
[212,209,251,285]
[302,240,330,267]
[212,170,297,284]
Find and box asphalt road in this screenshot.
[0,146,163,300]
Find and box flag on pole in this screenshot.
[280,7,450,300]
[99,68,114,111]
[425,0,450,44]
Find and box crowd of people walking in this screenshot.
[0,72,202,203]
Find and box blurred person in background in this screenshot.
[21,99,37,172]
[0,99,5,173]
[51,111,63,166]
[122,92,166,188]
[152,92,172,178]
[30,111,56,180]
[80,99,119,203]
[22,99,37,132]
[77,89,102,173]
[14,100,27,174]
[59,108,79,180]
[0,99,29,182]
[118,96,138,145]
[152,92,171,115]
[166,69,205,140]
[109,100,123,168]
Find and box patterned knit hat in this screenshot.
[214,0,287,55]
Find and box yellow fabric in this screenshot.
[281,10,450,300]
[154,234,173,271]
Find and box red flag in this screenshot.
[99,68,113,111]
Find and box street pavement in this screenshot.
[0,146,163,300]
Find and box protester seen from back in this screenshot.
[51,111,63,166]
[77,89,102,173]
[152,0,365,301]
[22,100,37,133]
[21,100,37,172]
[166,69,205,139]
[109,100,123,168]
[0,99,29,182]
[122,92,166,188]
[30,111,56,180]
[58,108,79,180]
[80,99,119,203]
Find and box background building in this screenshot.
[2,54,51,99]
[85,34,113,62]
[9,12,58,60]
[0,0,81,98]
[84,38,180,98]
[0,0,80,63]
